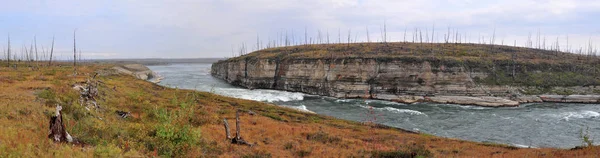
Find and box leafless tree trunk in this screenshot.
[49,36,54,66]
[256,34,260,51]
[347,29,351,47]
[445,26,450,43]
[305,27,308,45]
[566,34,569,53]
[223,118,232,139]
[326,30,330,44]
[366,26,370,43]
[431,24,435,43]
[403,27,407,43]
[383,20,387,43]
[73,30,77,74]
[419,29,423,44]
[6,34,10,67]
[235,110,241,140]
[338,28,341,44]
[223,110,253,146]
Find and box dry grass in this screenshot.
[0,61,599,157]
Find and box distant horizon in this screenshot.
[2,1,599,59]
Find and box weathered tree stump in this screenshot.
[223,110,254,147]
[48,105,73,143]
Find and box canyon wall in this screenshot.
[212,57,544,106]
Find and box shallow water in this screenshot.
[148,63,600,148]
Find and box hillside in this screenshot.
[1,62,599,157]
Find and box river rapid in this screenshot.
[148,63,600,148]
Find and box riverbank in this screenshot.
[211,42,600,107]
[1,62,598,157]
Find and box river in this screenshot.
[148,63,600,148]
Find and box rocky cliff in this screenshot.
[211,43,600,106]
[112,64,162,83]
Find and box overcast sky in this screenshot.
[1,0,600,59]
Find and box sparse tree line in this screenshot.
[2,30,82,74]
[228,22,600,59]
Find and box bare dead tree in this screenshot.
[256,34,260,51]
[318,29,322,44]
[455,29,459,44]
[403,27,407,43]
[490,28,496,46]
[566,34,569,53]
[338,28,341,44]
[366,26,371,43]
[6,34,10,67]
[223,110,253,146]
[326,30,330,44]
[223,118,232,139]
[419,29,423,44]
[431,24,435,43]
[425,28,429,43]
[35,36,39,68]
[527,32,532,48]
[383,20,387,43]
[413,28,417,43]
[543,36,546,50]
[445,26,450,43]
[304,27,308,45]
[285,31,288,46]
[73,29,77,74]
[537,28,542,49]
[347,29,351,47]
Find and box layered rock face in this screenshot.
[212,57,600,106]
[212,58,529,106]
[112,64,162,83]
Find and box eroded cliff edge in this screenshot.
[211,43,600,107]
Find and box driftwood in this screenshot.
[48,105,73,143]
[77,74,101,110]
[223,118,232,139]
[116,110,130,118]
[223,110,254,146]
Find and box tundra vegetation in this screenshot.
[0,62,598,157]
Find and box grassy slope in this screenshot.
[231,42,594,62]
[0,62,599,157]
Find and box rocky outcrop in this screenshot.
[211,57,600,107]
[539,95,600,103]
[112,64,162,83]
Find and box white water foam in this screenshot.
[358,105,427,116]
[216,88,304,102]
[434,104,491,110]
[548,111,600,121]
[512,144,536,148]
[334,99,355,103]
[282,105,316,114]
[364,100,406,106]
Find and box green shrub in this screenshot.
[283,142,294,150]
[306,131,341,144]
[94,142,122,157]
[580,127,594,147]
[296,149,311,157]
